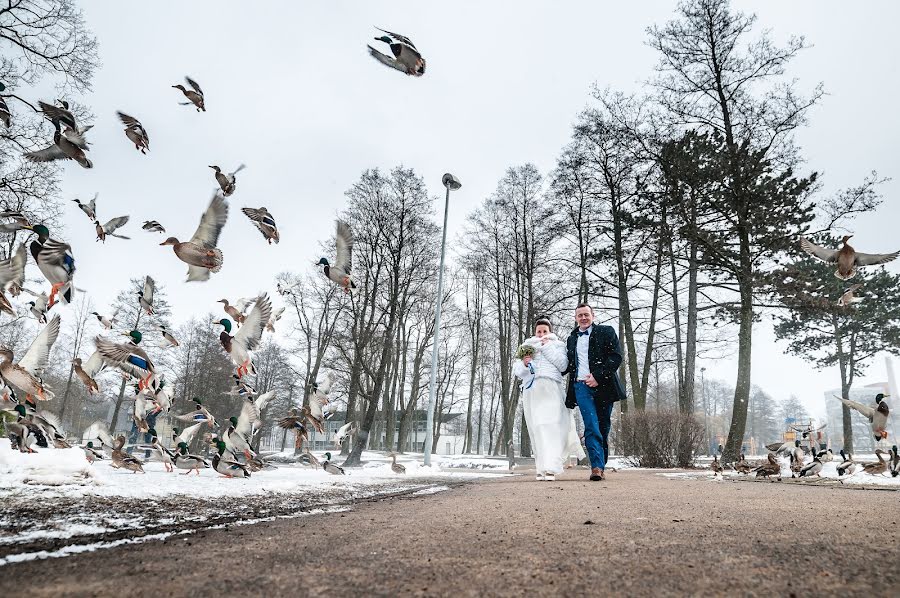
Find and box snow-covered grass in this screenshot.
[0,441,506,501]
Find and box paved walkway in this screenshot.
[5,469,898,596]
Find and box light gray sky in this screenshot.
[53,1,899,419]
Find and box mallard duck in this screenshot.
[836,450,859,476]
[148,377,171,413]
[801,235,899,280]
[241,207,279,244]
[138,275,155,315]
[146,428,176,472]
[73,349,105,394]
[334,420,357,448]
[174,399,216,428]
[223,416,256,461]
[837,283,863,307]
[710,454,723,477]
[211,440,249,478]
[173,76,205,111]
[83,441,105,464]
[82,420,115,458]
[890,445,899,477]
[160,192,228,282]
[171,421,205,450]
[266,306,285,333]
[752,453,782,479]
[733,453,752,474]
[111,436,145,473]
[322,452,345,475]
[0,243,27,300]
[278,408,309,451]
[209,164,245,196]
[37,99,77,129]
[6,405,48,452]
[861,449,889,476]
[116,111,149,153]
[25,291,48,323]
[142,220,165,233]
[95,330,156,391]
[132,384,154,432]
[25,224,75,307]
[95,215,130,243]
[368,28,426,76]
[173,441,210,475]
[0,314,60,401]
[217,293,272,378]
[764,440,794,455]
[73,194,97,221]
[317,220,355,293]
[798,451,824,478]
[0,96,10,128]
[218,299,245,325]
[92,309,118,330]
[834,393,890,442]
[24,119,92,168]
[299,449,320,469]
[390,452,406,474]
[234,389,275,443]
[157,324,179,348]
[24,407,70,448]
[788,440,805,477]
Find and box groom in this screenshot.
[564,303,625,481]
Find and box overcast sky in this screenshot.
[52,1,899,420]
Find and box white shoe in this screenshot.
[535,474,546,481]
[545,473,556,481]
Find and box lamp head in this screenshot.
[442,173,461,191]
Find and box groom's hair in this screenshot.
[576,302,593,313]
[534,317,552,331]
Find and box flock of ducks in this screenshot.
[0,26,429,478]
[710,393,898,482]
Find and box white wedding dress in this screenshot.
[513,334,570,476]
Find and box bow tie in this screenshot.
[577,329,590,337]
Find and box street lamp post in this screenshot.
[423,173,461,466]
[700,366,709,455]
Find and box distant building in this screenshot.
[824,383,888,453]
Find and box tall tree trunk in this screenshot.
[722,278,753,462]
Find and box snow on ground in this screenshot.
[0,440,510,562]
[0,441,506,501]
[664,453,900,488]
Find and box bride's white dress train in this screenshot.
[523,378,571,475]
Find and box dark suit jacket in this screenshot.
[564,323,626,408]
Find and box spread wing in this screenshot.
[116,111,141,129]
[375,27,417,50]
[316,370,334,395]
[335,219,353,272]
[799,237,838,263]
[176,421,203,446]
[185,76,203,95]
[96,336,154,374]
[17,314,61,376]
[234,293,272,351]
[190,192,228,249]
[103,215,129,234]
[855,250,900,267]
[142,276,155,304]
[254,389,276,412]
[0,244,27,289]
[62,127,90,149]
[367,46,406,73]
[24,144,68,162]
[242,208,275,227]
[88,194,97,215]
[835,396,875,421]
[83,349,106,377]
[236,400,260,437]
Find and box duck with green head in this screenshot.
[173,441,210,475]
[213,439,251,478]
[322,452,345,475]
[95,330,156,391]
[25,223,75,308]
[317,220,355,293]
[216,293,272,378]
[367,28,425,76]
[224,415,256,460]
[83,440,105,463]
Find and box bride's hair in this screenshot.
[534,317,552,331]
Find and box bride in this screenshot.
[513,317,570,481]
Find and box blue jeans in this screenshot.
[126,410,158,458]
[575,382,614,469]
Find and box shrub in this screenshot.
[619,410,705,468]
